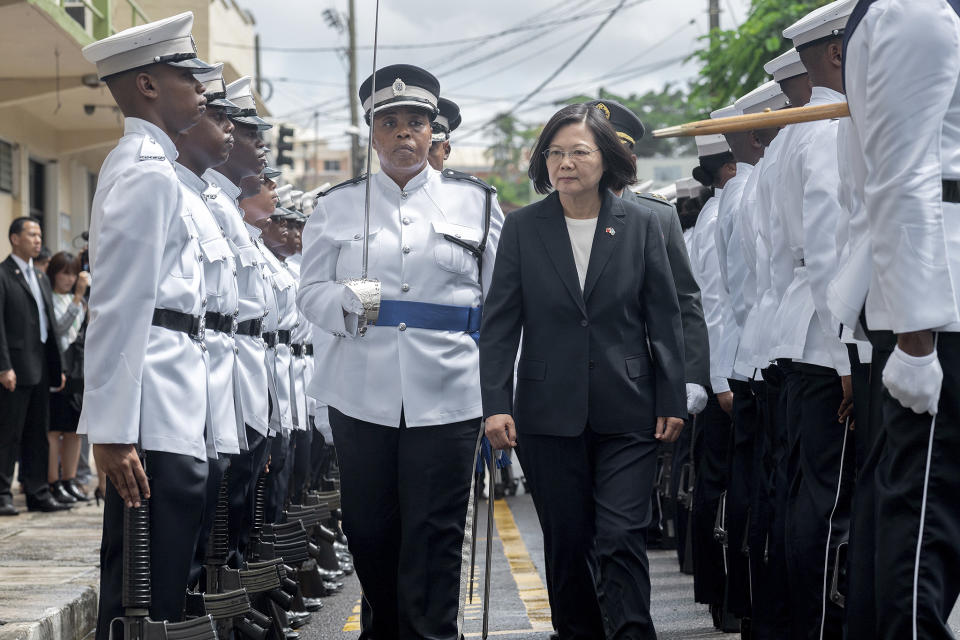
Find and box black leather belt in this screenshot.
[236,318,263,337]
[204,311,236,334]
[277,329,292,346]
[944,179,960,203]
[291,344,304,357]
[262,331,278,348]
[304,344,314,356]
[152,308,203,340]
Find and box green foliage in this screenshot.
[688,0,834,109]
[484,114,541,206]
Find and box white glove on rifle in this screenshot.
[882,346,942,416]
[341,286,365,315]
[686,383,708,415]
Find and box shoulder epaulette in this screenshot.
[441,168,497,194]
[319,174,367,197]
[137,136,168,162]
[637,192,676,210]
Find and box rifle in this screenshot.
[653,103,850,138]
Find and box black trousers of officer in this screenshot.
[873,332,960,640]
[0,368,50,500]
[748,366,791,639]
[845,328,895,639]
[519,423,661,640]
[783,363,851,640]
[726,379,757,619]
[95,451,207,639]
[227,425,271,568]
[329,407,480,640]
[265,431,292,523]
[291,426,313,502]
[190,453,231,588]
[691,394,732,607]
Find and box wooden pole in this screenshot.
[653,102,850,138]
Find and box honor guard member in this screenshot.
[836,1,960,637]
[734,48,811,640]
[78,12,216,632]
[688,133,737,621]
[204,75,273,564]
[770,3,857,637]
[173,62,246,586]
[298,64,503,639]
[428,97,461,171]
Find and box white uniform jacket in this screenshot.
[256,239,290,433]
[286,255,312,430]
[715,164,754,381]
[769,87,850,375]
[733,156,766,377]
[833,0,960,335]
[204,170,272,436]
[175,164,242,456]
[690,192,730,393]
[79,118,208,460]
[298,165,504,428]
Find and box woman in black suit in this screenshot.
[479,103,686,639]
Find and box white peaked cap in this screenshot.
[736,80,788,115]
[82,11,213,80]
[696,134,731,157]
[783,0,856,49]
[710,104,741,120]
[275,184,294,209]
[676,177,703,198]
[764,48,807,82]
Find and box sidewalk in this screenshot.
[0,480,102,640]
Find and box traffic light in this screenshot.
[276,125,294,167]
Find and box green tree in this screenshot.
[484,114,541,206]
[688,0,833,110]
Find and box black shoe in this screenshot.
[49,481,77,504]
[302,597,323,611]
[64,479,90,502]
[27,493,72,512]
[0,496,18,516]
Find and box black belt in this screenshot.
[152,308,204,340]
[277,329,292,346]
[945,179,960,203]
[304,344,314,356]
[204,311,236,335]
[236,318,263,337]
[291,344,304,357]
[262,331,278,348]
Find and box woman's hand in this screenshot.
[73,271,90,303]
[655,417,684,443]
[485,414,517,450]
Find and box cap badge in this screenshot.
[392,78,406,97]
[594,103,611,119]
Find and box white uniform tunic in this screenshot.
[690,192,730,393]
[715,164,754,381]
[79,118,208,460]
[831,0,960,335]
[769,86,850,375]
[286,255,312,430]
[733,156,766,377]
[204,170,272,437]
[298,165,503,428]
[260,246,297,432]
[174,164,242,456]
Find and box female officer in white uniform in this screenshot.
[298,64,503,640]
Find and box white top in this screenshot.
[690,192,730,393]
[52,292,84,354]
[298,164,503,429]
[715,164,754,381]
[565,216,598,290]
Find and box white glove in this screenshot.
[686,383,708,415]
[341,286,365,315]
[882,346,942,416]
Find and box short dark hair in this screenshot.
[528,103,637,195]
[8,216,40,240]
[47,251,79,282]
[693,151,735,187]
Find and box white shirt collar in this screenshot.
[174,162,208,194]
[124,117,179,161]
[374,163,432,195]
[205,169,242,200]
[11,253,33,275]
[809,85,845,106]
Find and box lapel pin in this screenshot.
[605,227,616,236]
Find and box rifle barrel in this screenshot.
[653,102,850,138]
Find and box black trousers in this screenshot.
[873,332,960,640]
[227,426,271,568]
[726,378,757,619]
[95,451,207,639]
[190,453,231,588]
[845,330,895,639]
[0,375,50,499]
[520,424,661,640]
[784,363,850,640]
[329,407,480,640]
[670,417,694,571]
[265,431,292,523]
[691,394,732,607]
[291,427,313,502]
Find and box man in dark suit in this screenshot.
[0,217,66,514]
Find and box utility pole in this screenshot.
[314,110,320,187]
[708,0,720,39]
[347,0,362,178]
[254,33,262,96]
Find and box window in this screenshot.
[323,160,341,172]
[0,141,12,194]
[29,159,46,219]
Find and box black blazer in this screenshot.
[0,255,62,386]
[480,190,686,437]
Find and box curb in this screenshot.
[0,587,98,640]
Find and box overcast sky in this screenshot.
[234,0,753,148]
